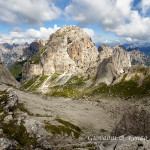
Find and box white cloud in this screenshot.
[0,0,61,26]
[65,0,150,41]
[140,0,150,14]
[82,28,101,44]
[0,25,60,44]
[102,40,112,44]
[113,11,150,40]
[126,37,132,42]
[0,25,102,45]
[65,0,133,30]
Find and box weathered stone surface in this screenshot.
[4,88,19,112]
[37,138,52,150]
[0,43,28,67]
[95,57,117,85]
[22,62,43,82]
[21,41,39,61]
[0,61,21,88]
[3,115,13,124]
[0,138,18,150]
[22,26,132,86]
[24,119,51,138]
[22,25,99,82]
[112,106,150,139]
[128,49,150,66]
[96,45,131,85]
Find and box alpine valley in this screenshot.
[1,26,150,150]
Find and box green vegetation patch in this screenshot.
[50,72,60,82]
[66,76,85,87]
[56,118,81,132]
[0,91,8,112]
[45,123,80,139]
[132,66,149,75]
[2,120,37,148]
[48,76,87,98]
[88,74,150,100]
[0,111,8,121]
[48,85,80,98]
[28,47,47,64]
[17,103,33,116]
[9,60,26,82]
[23,76,39,89]
[30,75,48,90]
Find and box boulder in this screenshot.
[0,138,18,150]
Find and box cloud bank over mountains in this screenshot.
[0,0,61,26]
[66,0,150,41]
[0,25,60,43]
[0,0,150,44]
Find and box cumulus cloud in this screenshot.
[0,0,61,26]
[140,0,150,14]
[82,28,101,44]
[0,24,102,44]
[0,25,60,43]
[113,11,150,40]
[65,0,133,30]
[65,0,150,41]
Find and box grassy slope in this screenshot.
[28,47,46,64]
[23,66,150,100]
[88,70,150,100]
[9,60,26,82]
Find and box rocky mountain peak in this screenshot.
[22,25,133,90]
[22,25,99,82]
[95,45,131,85]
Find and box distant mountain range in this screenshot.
[0,41,39,68]
[121,42,150,56]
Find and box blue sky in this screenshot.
[0,0,150,45]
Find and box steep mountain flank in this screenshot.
[128,49,150,66]
[0,58,21,88]
[22,25,99,82]
[21,41,39,61]
[96,45,131,85]
[9,41,39,82]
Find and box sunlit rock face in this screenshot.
[22,26,131,85]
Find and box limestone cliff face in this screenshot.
[96,45,131,85]
[22,26,132,86]
[22,25,99,82]
[21,41,39,61]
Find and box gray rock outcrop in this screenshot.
[128,49,150,66]
[0,60,21,88]
[0,138,18,150]
[112,106,150,139]
[96,45,131,85]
